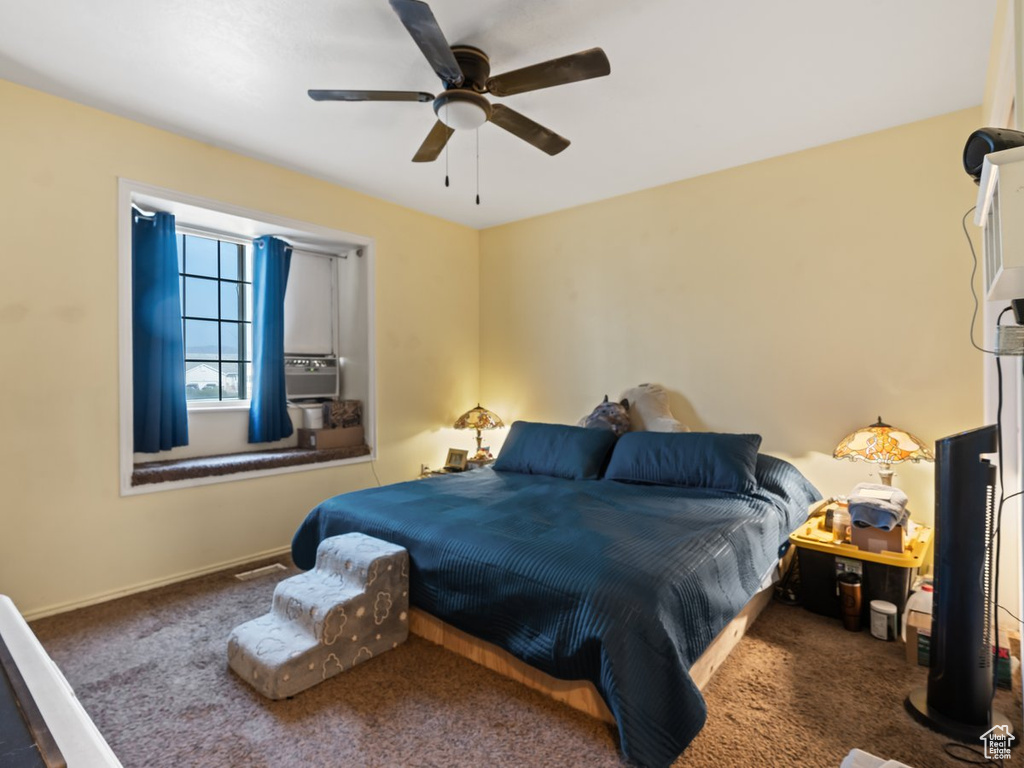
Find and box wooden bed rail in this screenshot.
[409,548,792,724]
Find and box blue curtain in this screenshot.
[132,210,189,453]
[249,235,294,443]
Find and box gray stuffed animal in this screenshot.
[582,395,631,436]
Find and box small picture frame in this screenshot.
[444,448,469,471]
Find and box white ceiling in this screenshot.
[0,0,998,229]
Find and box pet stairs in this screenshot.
[227,532,409,699]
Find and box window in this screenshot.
[177,233,253,403]
[119,179,376,495]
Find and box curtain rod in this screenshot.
[132,202,357,257]
[286,245,349,260]
[131,203,361,257]
[169,220,357,259]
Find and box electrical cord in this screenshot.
[995,602,1023,624]
[990,307,1013,713]
[943,741,1004,766]
[963,205,999,355]
[984,488,1023,540]
[773,555,801,605]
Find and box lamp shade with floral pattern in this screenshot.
[454,404,504,460]
[833,416,934,486]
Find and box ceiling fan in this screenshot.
[308,0,611,162]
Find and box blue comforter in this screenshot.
[292,455,819,768]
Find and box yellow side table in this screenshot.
[790,512,932,567]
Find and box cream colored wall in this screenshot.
[0,79,479,617]
[479,108,986,535]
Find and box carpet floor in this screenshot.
[29,559,1018,768]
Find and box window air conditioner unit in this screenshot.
[284,356,340,400]
[976,144,1024,301]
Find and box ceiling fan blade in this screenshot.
[388,0,464,87]
[308,90,434,102]
[412,120,456,162]
[487,48,610,97]
[489,104,569,156]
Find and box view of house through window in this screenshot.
[178,233,253,402]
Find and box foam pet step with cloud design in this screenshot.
[227,533,409,699]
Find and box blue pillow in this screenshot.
[604,431,762,493]
[493,421,618,480]
[755,453,822,506]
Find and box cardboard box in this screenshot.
[297,426,365,450]
[906,610,1016,689]
[905,610,931,665]
[851,522,907,554]
[323,400,362,429]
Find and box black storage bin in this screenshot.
[796,546,919,632]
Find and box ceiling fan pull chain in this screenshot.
[475,127,480,205]
[445,102,450,187]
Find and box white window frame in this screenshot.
[117,178,376,496]
[177,229,254,408]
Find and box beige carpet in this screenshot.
[29,559,1018,768]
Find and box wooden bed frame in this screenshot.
[409,548,792,725]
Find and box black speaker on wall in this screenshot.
[905,425,1012,741]
[963,127,1024,183]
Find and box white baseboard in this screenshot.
[21,545,293,622]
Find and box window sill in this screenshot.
[186,400,252,412]
[131,444,371,487]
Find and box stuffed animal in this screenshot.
[581,395,631,436]
[618,383,688,432]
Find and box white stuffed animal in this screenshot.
[618,383,689,433]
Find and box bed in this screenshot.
[291,424,820,768]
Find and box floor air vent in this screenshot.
[235,563,287,581]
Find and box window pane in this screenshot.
[221,321,242,360]
[220,282,241,321]
[184,319,219,360]
[174,232,258,404]
[184,235,218,278]
[184,277,218,319]
[221,362,241,399]
[184,361,220,400]
[220,242,241,281]
[179,276,185,315]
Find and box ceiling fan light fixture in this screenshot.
[434,89,491,130]
[310,1,613,164]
